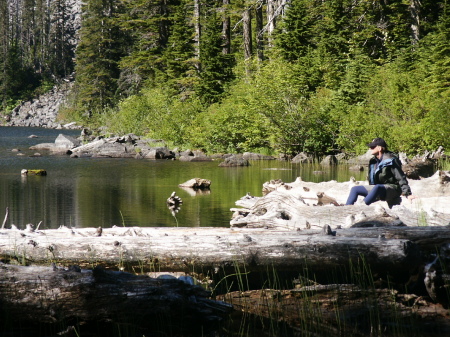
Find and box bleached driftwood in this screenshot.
[230,171,450,230]
[2,225,450,282]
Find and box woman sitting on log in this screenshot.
[345,138,416,208]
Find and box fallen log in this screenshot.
[218,285,450,336]
[0,226,425,279]
[1,225,449,319]
[0,262,232,334]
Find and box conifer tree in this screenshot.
[0,0,9,106]
[158,0,196,97]
[73,0,127,116]
[426,3,450,96]
[274,0,312,61]
[116,0,174,96]
[195,2,234,104]
[49,0,74,77]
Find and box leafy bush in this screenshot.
[103,87,202,146]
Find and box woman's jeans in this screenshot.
[345,185,387,206]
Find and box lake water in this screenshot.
[0,126,365,229]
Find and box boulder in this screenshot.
[403,158,436,180]
[178,149,212,162]
[29,133,80,152]
[90,142,136,158]
[179,155,212,162]
[142,147,174,159]
[70,138,134,158]
[29,142,59,150]
[218,155,250,167]
[320,155,338,166]
[347,150,373,165]
[21,169,47,176]
[54,134,81,149]
[292,152,314,164]
[242,152,276,160]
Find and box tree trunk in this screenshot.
[243,7,252,59]
[0,263,232,333]
[222,0,231,54]
[193,0,201,69]
[158,0,169,48]
[409,0,420,44]
[266,0,275,46]
[255,2,264,61]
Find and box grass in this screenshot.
[438,157,450,171]
[2,239,449,337]
[211,251,450,337]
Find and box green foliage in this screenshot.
[103,87,202,146]
[189,81,270,153]
[190,58,339,155]
[195,5,235,105]
[0,0,74,108]
[156,0,197,98]
[335,36,450,155]
[4,0,450,157]
[72,0,128,116]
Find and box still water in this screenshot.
[0,126,365,229]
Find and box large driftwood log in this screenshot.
[0,262,232,333]
[1,226,448,312]
[230,170,450,230]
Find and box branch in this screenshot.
[1,207,8,230]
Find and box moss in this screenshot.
[21,169,47,176]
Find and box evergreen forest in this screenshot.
[1,0,450,156]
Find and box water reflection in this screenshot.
[0,126,366,229]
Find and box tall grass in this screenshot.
[213,253,449,337]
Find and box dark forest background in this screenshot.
[1,0,450,156]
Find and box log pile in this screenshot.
[230,170,450,230]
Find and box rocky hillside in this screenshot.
[4,0,82,129]
[5,77,81,129]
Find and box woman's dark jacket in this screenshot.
[368,152,411,197]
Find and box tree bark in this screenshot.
[243,7,252,59]
[193,0,201,69]
[222,0,231,54]
[0,263,231,332]
[409,0,420,44]
[266,0,276,46]
[158,0,169,48]
[255,2,264,61]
